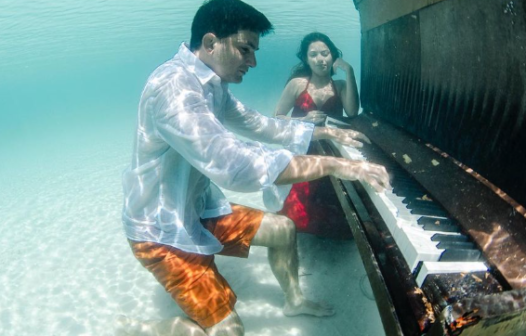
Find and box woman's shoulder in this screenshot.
[288,77,309,92]
[289,77,309,86]
[286,77,309,95]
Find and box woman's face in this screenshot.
[306,41,333,77]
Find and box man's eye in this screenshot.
[241,48,249,54]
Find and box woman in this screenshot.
[275,32,360,238]
[275,32,360,124]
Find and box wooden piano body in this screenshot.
[320,0,526,334]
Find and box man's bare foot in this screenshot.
[283,299,335,317]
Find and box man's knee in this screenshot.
[252,213,296,248]
[276,215,296,245]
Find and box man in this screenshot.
[118,0,390,335]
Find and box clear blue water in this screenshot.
[0,1,384,335]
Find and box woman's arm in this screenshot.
[333,59,360,117]
[274,79,300,118]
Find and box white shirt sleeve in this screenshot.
[223,91,314,154]
[151,74,295,195]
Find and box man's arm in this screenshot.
[275,155,391,193]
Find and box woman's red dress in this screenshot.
[279,78,352,239]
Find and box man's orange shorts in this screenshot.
[128,204,264,329]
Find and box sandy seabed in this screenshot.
[0,130,385,336]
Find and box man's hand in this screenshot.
[301,110,327,126]
[313,127,371,148]
[276,156,391,193]
[332,158,391,192]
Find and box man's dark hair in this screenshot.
[190,0,274,51]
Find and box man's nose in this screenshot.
[247,53,257,67]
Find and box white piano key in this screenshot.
[329,137,475,276]
[396,226,445,271]
[415,261,488,287]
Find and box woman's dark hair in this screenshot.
[190,0,273,51]
[288,32,342,81]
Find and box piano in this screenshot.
[319,0,526,334]
[310,114,526,336]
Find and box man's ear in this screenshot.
[202,33,217,53]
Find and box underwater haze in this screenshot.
[0,1,382,336]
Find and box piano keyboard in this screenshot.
[327,123,488,286]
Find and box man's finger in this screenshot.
[354,133,371,144]
[368,179,384,193]
[346,139,363,148]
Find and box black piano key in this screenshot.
[419,217,461,232]
[403,198,436,206]
[435,241,476,250]
[393,187,426,198]
[405,200,443,211]
[391,176,422,186]
[431,233,469,242]
[410,207,449,218]
[392,182,423,192]
[402,195,433,204]
[418,216,454,226]
[439,249,482,262]
[423,223,461,233]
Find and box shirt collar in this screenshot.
[177,42,220,86]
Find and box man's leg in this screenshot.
[116,238,246,336]
[115,315,207,336]
[115,309,243,336]
[251,213,334,317]
[116,310,244,336]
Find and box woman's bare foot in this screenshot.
[283,299,335,317]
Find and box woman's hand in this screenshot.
[332,58,353,75]
[301,110,327,126]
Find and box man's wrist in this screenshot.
[312,126,329,140]
[325,156,340,177]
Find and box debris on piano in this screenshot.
[314,115,526,335]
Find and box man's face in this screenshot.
[210,30,259,83]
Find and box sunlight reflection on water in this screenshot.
[0,1,383,336]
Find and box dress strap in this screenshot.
[303,77,311,92]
